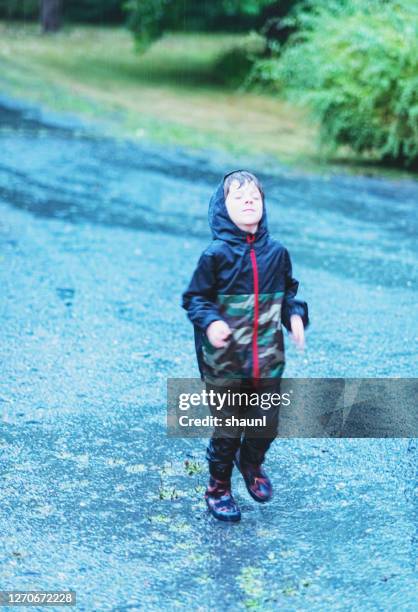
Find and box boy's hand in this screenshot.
[290,314,305,351]
[207,320,232,348]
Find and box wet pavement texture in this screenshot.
[0,95,417,611]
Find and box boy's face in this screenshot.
[225,179,263,232]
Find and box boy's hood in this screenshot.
[208,169,269,245]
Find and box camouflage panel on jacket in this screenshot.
[202,290,285,383]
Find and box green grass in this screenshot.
[0,21,414,177]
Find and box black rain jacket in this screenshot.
[182,170,309,383]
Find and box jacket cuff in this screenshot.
[282,299,309,332]
[202,313,225,333]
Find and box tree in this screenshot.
[40,0,62,33]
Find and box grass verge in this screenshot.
[0,22,414,178]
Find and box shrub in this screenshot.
[213,32,266,88]
[252,0,418,166]
[124,0,274,52]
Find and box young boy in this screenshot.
[182,170,309,522]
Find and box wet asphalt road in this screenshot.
[0,95,417,611]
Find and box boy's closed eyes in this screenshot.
[225,179,263,234]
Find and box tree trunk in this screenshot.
[40,0,62,33]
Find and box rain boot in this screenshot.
[204,476,241,522]
[234,448,273,503]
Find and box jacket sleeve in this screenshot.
[281,248,310,332]
[181,251,226,332]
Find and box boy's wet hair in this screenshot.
[223,170,264,202]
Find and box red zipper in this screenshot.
[246,234,259,382]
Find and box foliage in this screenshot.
[222,0,273,15]
[250,0,418,165]
[0,1,126,23]
[124,0,169,51]
[213,31,266,87]
[242,52,283,94]
[124,0,275,51]
[64,0,124,23]
[0,0,38,20]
